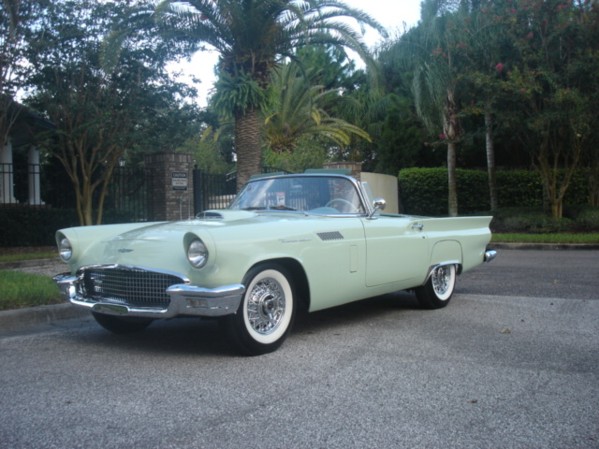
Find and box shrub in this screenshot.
[399,168,592,216]
[491,208,575,233]
[570,207,599,232]
[0,206,78,247]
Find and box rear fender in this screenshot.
[428,240,462,277]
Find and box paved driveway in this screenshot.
[1,249,598,449]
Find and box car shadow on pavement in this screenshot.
[67,290,422,357]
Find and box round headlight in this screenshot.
[187,239,208,268]
[59,237,72,262]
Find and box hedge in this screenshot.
[0,207,78,247]
[398,168,591,216]
[0,207,152,248]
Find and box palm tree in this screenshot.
[156,0,385,189]
[408,1,465,217]
[264,62,370,153]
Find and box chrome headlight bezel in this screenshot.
[187,238,209,269]
[58,236,72,262]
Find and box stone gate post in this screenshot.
[145,152,194,221]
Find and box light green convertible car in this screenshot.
[54,171,496,355]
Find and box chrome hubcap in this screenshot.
[431,266,451,297]
[247,278,286,335]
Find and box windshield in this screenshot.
[229,176,366,215]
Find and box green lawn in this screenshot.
[0,247,56,264]
[492,233,599,244]
[0,270,62,311]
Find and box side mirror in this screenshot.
[368,198,386,219]
[373,198,386,211]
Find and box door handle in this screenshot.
[411,223,424,231]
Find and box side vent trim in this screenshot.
[317,231,344,241]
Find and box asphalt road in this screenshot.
[1,249,598,449]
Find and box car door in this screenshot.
[362,216,430,287]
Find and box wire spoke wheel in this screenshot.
[223,264,295,355]
[246,277,287,336]
[415,264,457,309]
[431,265,454,300]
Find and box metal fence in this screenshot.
[103,166,149,223]
[1,162,150,223]
[3,162,289,221]
[193,169,237,213]
[0,162,44,205]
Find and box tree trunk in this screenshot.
[444,88,459,217]
[235,107,262,191]
[447,141,458,217]
[484,110,498,211]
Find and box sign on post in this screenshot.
[171,172,188,191]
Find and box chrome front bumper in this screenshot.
[53,273,245,318]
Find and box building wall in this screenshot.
[361,172,400,214]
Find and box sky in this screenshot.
[171,0,423,106]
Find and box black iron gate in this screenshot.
[193,167,290,214]
[193,170,237,213]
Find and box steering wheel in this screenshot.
[325,198,360,213]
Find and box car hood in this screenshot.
[63,209,345,275]
[88,210,300,265]
[115,210,255,238]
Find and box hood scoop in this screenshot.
[194,210,256,222]
[196,211,224,220]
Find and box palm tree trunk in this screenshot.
[235,107,262,191]
[444,88,459,217]
[485,110,498,211]
[447,141,458,217]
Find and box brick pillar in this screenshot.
[145,153,194,221]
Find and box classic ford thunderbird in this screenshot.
[54,171,496,355]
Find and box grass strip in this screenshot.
[0,249,57,264]
[0,271,63,310]
[492,233,599,244]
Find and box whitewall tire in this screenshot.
[223,263,295,355]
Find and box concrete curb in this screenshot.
[0,303,88,333]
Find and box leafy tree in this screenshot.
[504,0,599,218]
[452,0,516,211]
[24,0,202,224]
[180,130,234,174]
[156,0,385,189]
[0,0,38,146]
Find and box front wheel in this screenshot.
[415,264,457,309]
[223,264,296,356]
[91,312,153,334]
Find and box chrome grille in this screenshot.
[81,266,184,309]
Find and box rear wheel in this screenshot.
[415,264,457,309]
[223,263,295,356]
[92,312,153,334]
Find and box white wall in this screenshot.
[361,172,399,214]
